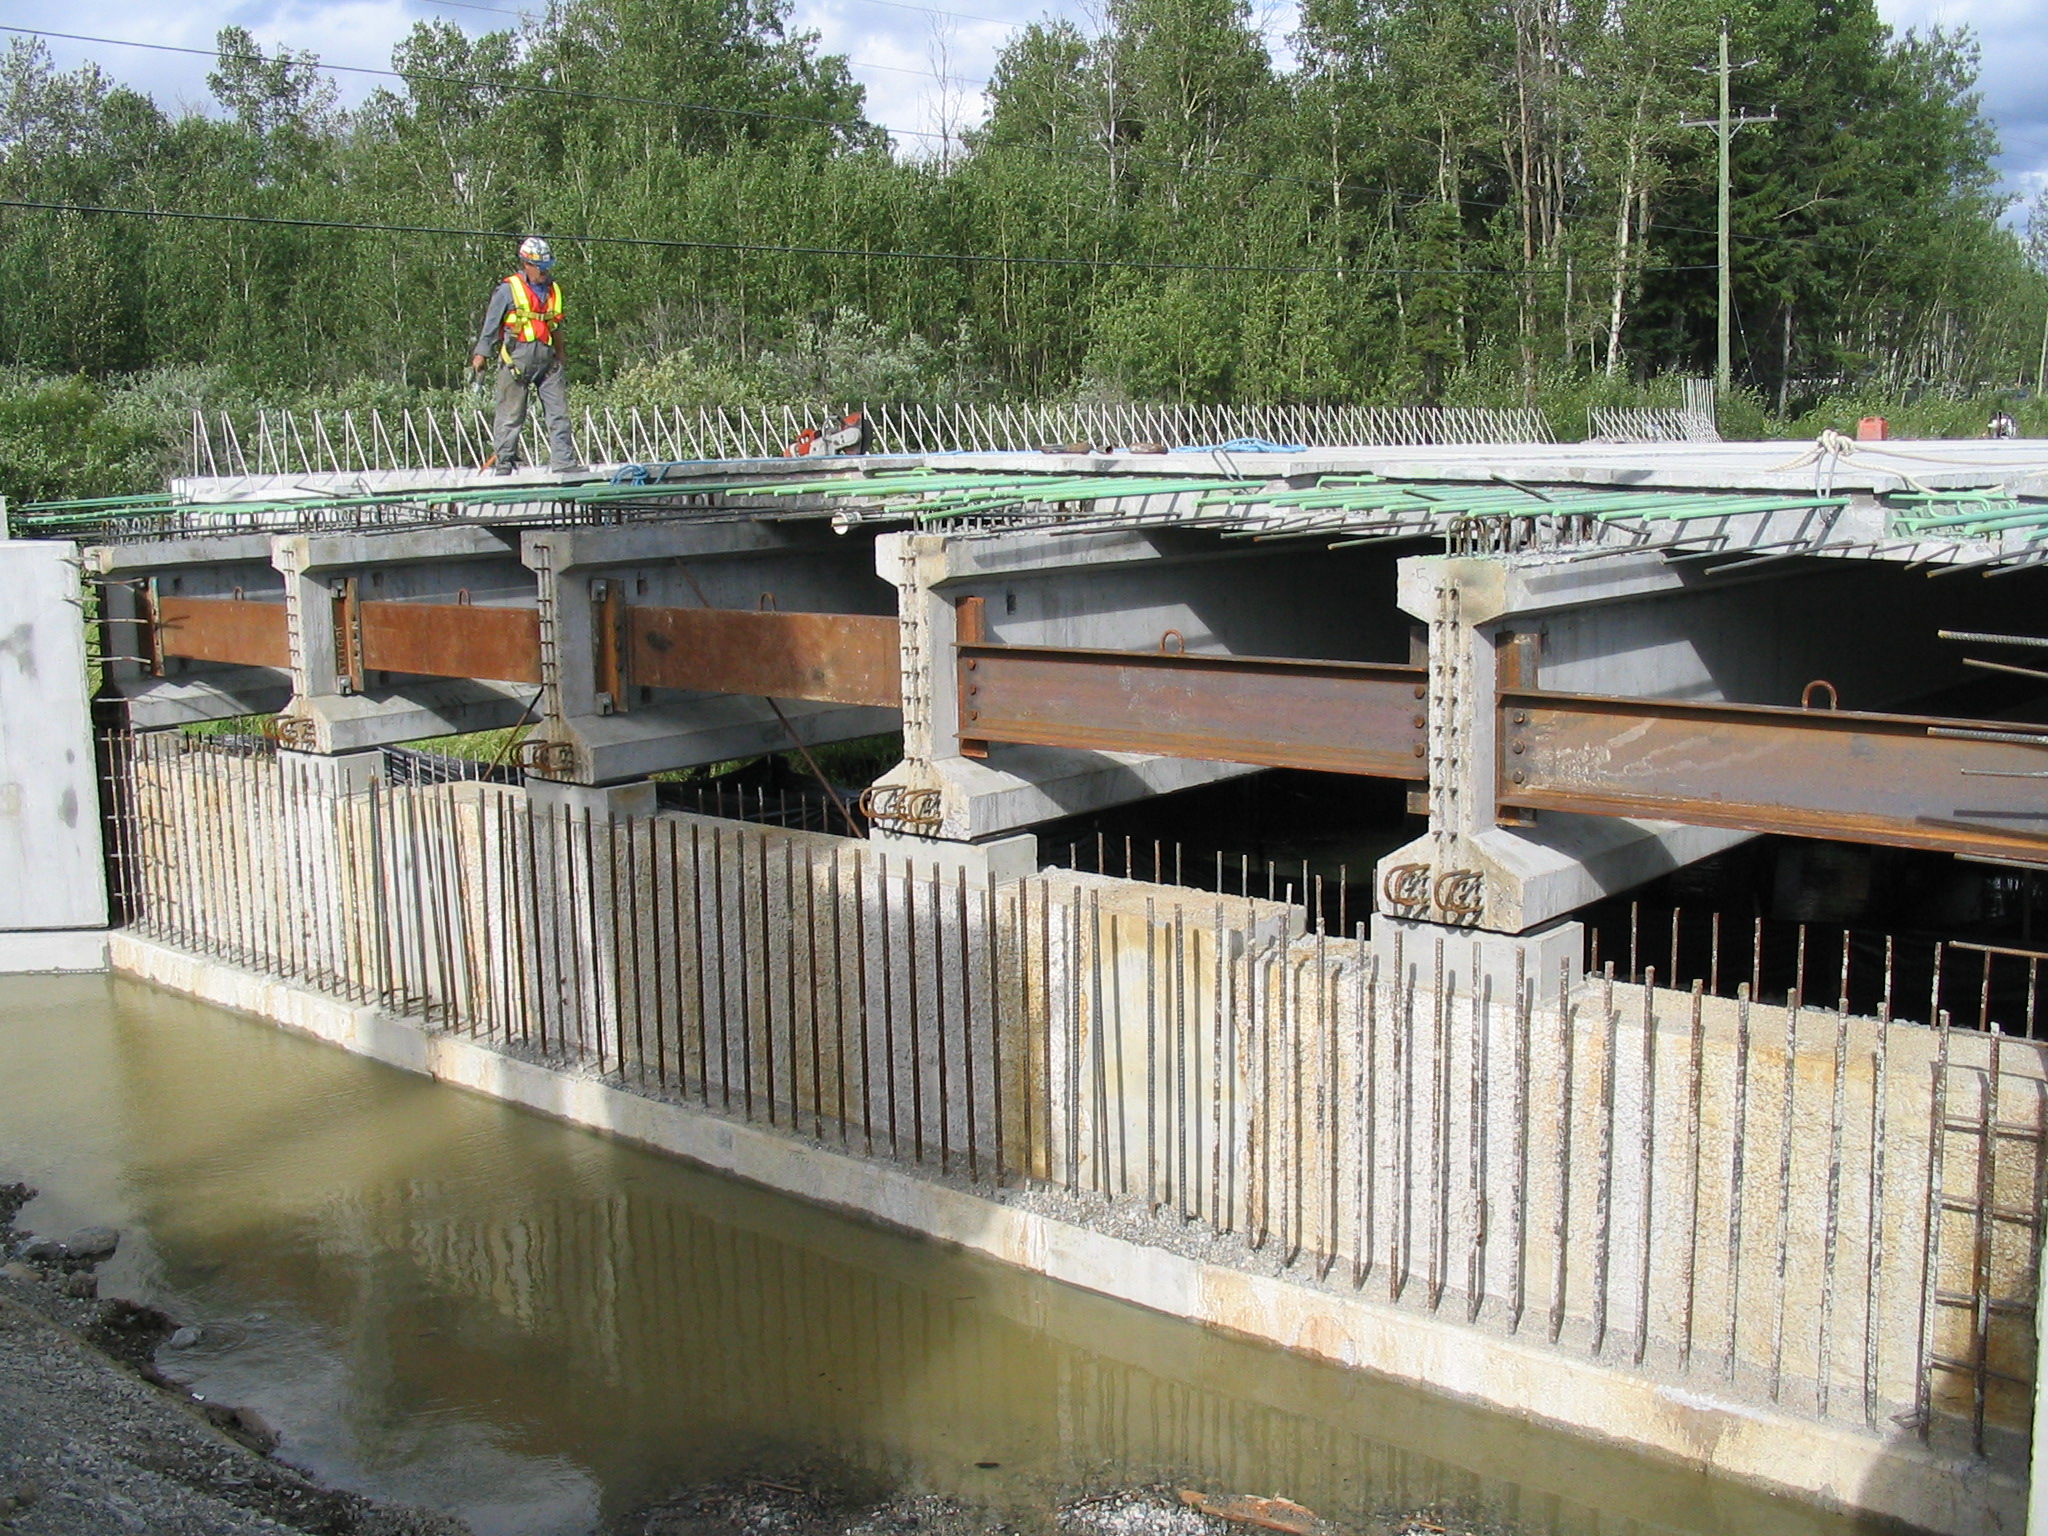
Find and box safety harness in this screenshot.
[498,273,563,365]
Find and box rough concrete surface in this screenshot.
[0,1186,469,1536]
[0,541,106,936]
[109,931,2020,1536]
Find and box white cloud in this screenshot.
[10,0,2042,199]
[1878,0,2048,206]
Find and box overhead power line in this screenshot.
[0,196,1716,280]
[4,24,921,142]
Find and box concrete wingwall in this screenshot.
[102,731,2042,1532]
[0,540,107,973]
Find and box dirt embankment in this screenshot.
[0,1182,470,1536]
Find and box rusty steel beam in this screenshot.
[357,601,542,684]
[957,640,1428,777]
[1499,689,2048,864]
[147,593,290,671]
[623,605,902,708]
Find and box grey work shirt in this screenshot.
[474,277,561,371]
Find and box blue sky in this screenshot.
[8,0,2045,212]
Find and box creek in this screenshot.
[0,974,1884,1536]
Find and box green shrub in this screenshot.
[0,373,176,506]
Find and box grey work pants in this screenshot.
[491,358,579,470]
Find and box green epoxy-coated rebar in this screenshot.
[4,463,1921,551]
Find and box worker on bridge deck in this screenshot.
[471,236,584,475]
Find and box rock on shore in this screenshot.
[0,1182,470,1536]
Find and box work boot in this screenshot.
[551,462,589,476]
[490,464,515,476]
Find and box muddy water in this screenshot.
[0,975,1884,1536]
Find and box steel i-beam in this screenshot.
[1498,689,2048,866]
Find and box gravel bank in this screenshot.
[0,1183,469,1536]
[621,1476,1514,1536]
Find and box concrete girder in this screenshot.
[519,519,900,785]
[272,526,538,754]
[88,534,293,729]
[868,524,1423,845]
[1372,549,2048,938]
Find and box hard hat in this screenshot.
[518,236,554,270]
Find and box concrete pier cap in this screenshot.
[1374,549,1766,955]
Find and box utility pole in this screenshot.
[1681,19,1776,397]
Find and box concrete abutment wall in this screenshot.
[97,732,2045,1535]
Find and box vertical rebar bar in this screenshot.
[1469,954,1490,1323]
[626,815,646,1078]
[714,827,733,1106]
[1915,1010,1953,1440]
[1770,990,1800,1402]
[984,877,1002,1184]
[1681,980,1706,1372]
[1617,968,1648,1367]
[858,852,876,1152]
[370,779,393,1010]
[1817,1004,1851,1415]
[1247,938,1267,1253]
[1725,985,1753,1380]
[1352,938,1372,1288]
[689,823,708,1100]
[1213,902,1233,1230]
[1550,957,1576,1346]
[807,845,824,1137]
[580,806,605,1066]
[1839,928,1853,1019]
[759,833,776,1122]
[1970,1024,2002,1455]
[1591,966,1619,1355]
[955,867,974,1179]
[663,818,684,1089]
[1067,890,1082,1192]
[1314,929,1332,1274]
[1930,941,1946,1035]
[1146,898,1159,1210]
[1176,904,1190,1219]
[1864,1008,1890,1428]
[1090,889,1111,1196]
[901,858,920,1160]
[1429,939,1447,1307]
[831,850,848,1143]
[1510,947,1530,1330]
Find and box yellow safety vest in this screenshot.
[499,273,563,360]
